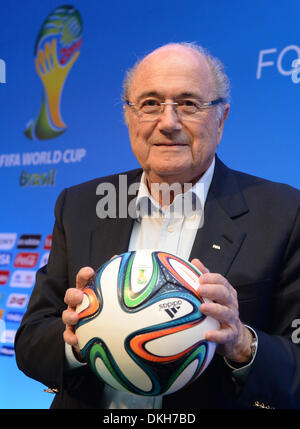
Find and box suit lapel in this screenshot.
[90,217,134,270]
[190,157,249,277]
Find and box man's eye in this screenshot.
[179,100,198,107]
[141,99,160,107]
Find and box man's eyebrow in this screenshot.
[176,92,205,100]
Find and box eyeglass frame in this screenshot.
[124,97,226,121]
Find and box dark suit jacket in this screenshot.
[15,157,300,409]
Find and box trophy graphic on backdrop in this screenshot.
[25,5,82,141]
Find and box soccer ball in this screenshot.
[75,250,219,396]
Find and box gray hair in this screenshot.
[122,42,231,120]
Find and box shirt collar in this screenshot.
[135,157,215,220]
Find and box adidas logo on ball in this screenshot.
[159,300,182,318]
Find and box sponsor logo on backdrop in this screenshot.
[17,234,41,249]
[0,233,17,250]
[39,252,50,268]
[0,346,15,357]
[14,253,39,268]
[5,311,24,323]
[0,252,11,266]
[0,271,10,285]
[10,270,36,288]
[256,44,300,80]
[0,58,6,84]
[6,293,28,309]
[44,235,52,250]
[0,329,16,344]
[24,5,83,141]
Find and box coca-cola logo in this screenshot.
[14,252,39,268]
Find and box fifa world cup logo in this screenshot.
[25,5,82,140]
[137,269,148,286]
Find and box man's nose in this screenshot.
[157,104,183,134]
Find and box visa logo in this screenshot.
[0,252,11,266]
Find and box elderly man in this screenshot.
[15,42,300,409]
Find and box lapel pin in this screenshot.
[212,244,221,250]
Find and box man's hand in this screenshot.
[191,258,253,364]
[62,266,95,360]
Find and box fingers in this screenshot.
[76,266,95,289]
[63,266,95,347]
[195,271,241,352]
[62,304,80,324]
[62,302,81,346]
[198,278,238,310]
[198,274,239,326]
[200,301,235,324]
[204,325,236,344]
[190,266,252,362]
[111,255,118,259]
[63,323,79,346]
[190,258,210,275]
[200,298,239,346]
[64,288,84,307]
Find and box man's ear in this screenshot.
[217,104,230,144]
[123,105,129,126]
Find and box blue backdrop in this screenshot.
[0,0,299,408]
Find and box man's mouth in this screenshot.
[153,142,187,146]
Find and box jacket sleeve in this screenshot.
[15,189,71,390]
[238,206,300,408]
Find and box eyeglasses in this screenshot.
[125,97,225,122]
